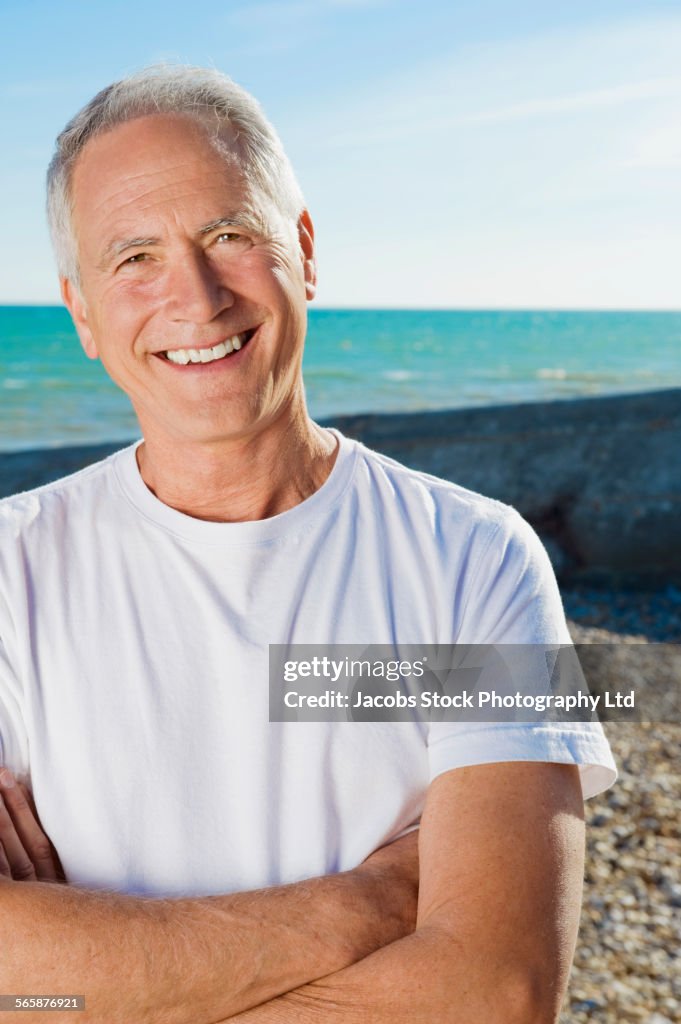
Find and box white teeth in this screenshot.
[165,333,248,365]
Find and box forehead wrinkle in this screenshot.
[76,146,245,216]
[92,173,242,220]
[110,162,236,197]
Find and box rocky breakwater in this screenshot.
[0,441,124,499]
[330,387,681,585]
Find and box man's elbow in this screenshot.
[415,923,566,1024]
[499,969,564,1024]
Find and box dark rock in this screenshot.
[326,388,681,585]
[0,441,125,498]
[572,1000,602,1012]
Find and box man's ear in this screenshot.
[60,277,98,360]
[297,210,317,301]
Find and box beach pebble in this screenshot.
[559,601,680,1024]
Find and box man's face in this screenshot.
[62,113,316,447]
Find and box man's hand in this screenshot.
[0,768,65,883]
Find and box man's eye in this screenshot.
[122,253,149,266]
[216,232,242,243]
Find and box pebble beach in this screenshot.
[561,587,680,1024]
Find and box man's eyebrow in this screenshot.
[198,215,256,235]
[98,237,160,268]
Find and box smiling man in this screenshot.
[63,109,333,521]
[0,66,616,1023]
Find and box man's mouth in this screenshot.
[160,328,257,366]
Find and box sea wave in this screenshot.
[537,368,568,380]
[382,370,421,382]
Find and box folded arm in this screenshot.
[226,762,585,1024]
[0,772,418,1024]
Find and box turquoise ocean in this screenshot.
[1,306,680,452]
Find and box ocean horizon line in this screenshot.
[2,303,681,315]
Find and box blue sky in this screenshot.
[1,0,679,308]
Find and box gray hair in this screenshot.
[46,64,305,284]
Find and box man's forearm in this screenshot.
[224,923,547,1024]
[0,836,417,1024]
[227,764,586,1024]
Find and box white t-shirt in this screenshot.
[0,429,615,896]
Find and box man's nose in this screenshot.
[165,248,235,323]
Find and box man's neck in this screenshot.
[134,407,338,524]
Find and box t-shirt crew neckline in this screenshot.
[113,428,357,545]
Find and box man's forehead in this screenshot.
[76,110,243,166]
[69,114,267,256]
[73,114,244,198]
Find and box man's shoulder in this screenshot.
[349,439,556,625]
[351,437,523,536]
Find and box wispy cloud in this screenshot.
[459,76,681,126]
[314,13,681,151]
[326,75,681,148]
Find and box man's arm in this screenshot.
[0,800,418,1024]
[227,762,585,1024]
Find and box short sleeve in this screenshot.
[457,509,572,646]
[429,507,617,800]
[0,632,29,777]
